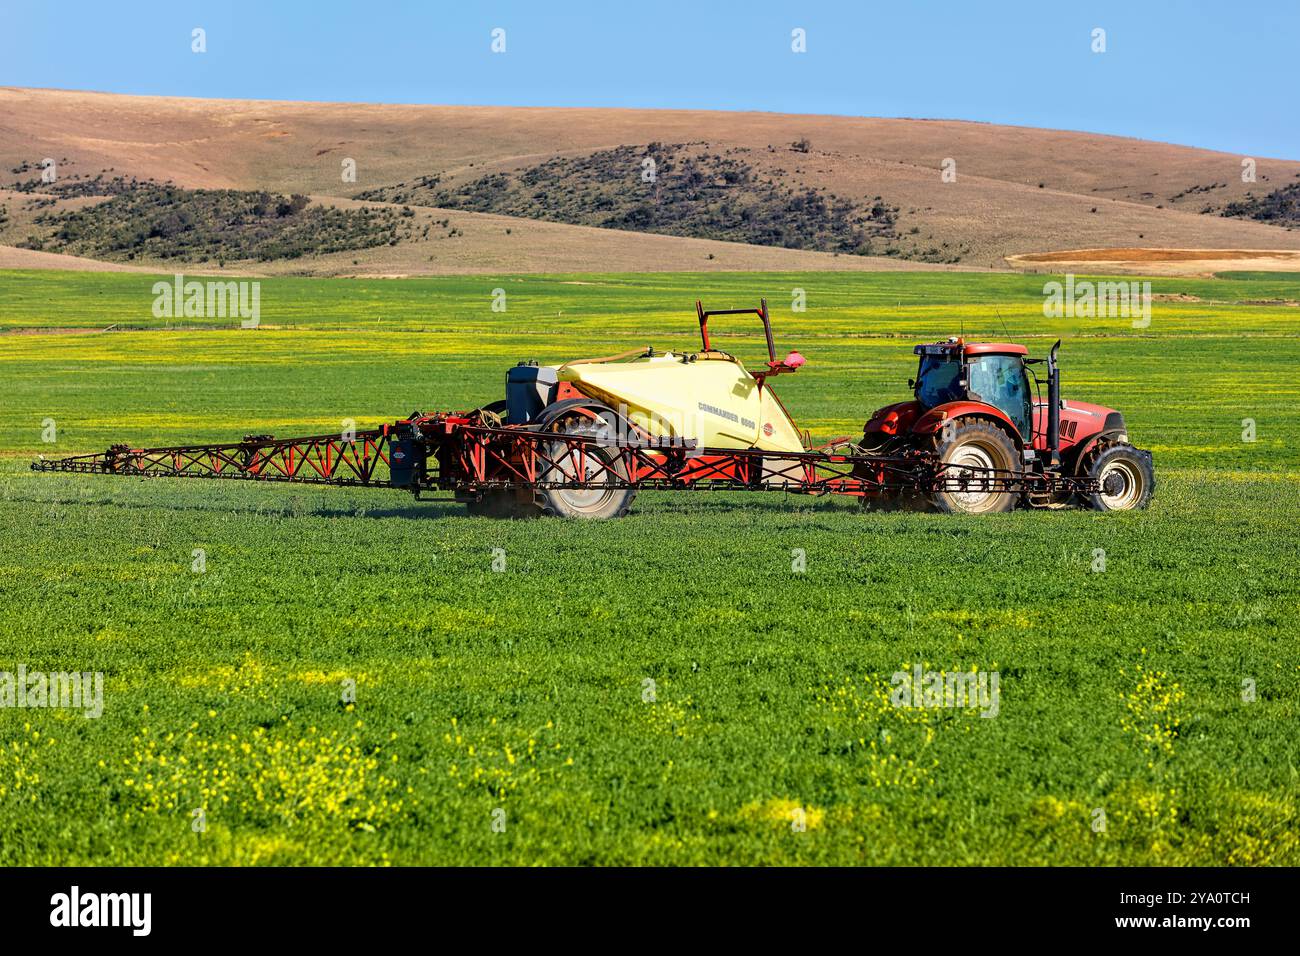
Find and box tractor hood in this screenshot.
[1040,399,1126,452]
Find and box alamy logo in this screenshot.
[890,665,1000,718]
[152,274,261,327]
[1043,275,1151,327]
[0,665,103,718]
[50,886,151,936]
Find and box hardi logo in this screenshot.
[762,423,774,437]
[50,886,151,936]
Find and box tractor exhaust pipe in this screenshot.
[1047,339,1062,466]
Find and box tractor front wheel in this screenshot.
[930,420,1019,515]
[1083,444,1155,511]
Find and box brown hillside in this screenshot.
[2,87,1298,275]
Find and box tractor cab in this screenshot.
[913,339,1033,440]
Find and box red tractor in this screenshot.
[859,337,1154,513]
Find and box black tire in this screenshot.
[535,410,635,520]
[461,401,530,516]
[476,399,509,425]
[863,491,925,512]
[464,488,533,518]
[930,419,1019,515]
[1083,444,1155,511]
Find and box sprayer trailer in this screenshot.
[32,299,1154,518]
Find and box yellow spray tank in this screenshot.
[556,300,806,454]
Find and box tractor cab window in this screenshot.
[967,353,1032,439]
[915,354,964,408]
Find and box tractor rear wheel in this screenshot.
[1083,444,1155,511]
[535,412,636,519]
[930,420,1019,515]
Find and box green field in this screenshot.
[1,269,1297,865]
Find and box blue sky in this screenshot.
[3,1,1295,158]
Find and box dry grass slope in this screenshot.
[2,87,1298,275]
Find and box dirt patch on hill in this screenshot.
[1017,248,1300,263]
[1007,248,1300,276]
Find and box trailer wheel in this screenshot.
[464,489,533,518]
[475,399,509,426]
[1082,444,1154,511]
[863,491,924,512]
[535,414,636,519]
[458,402,534,517]
[930,419,1018,515]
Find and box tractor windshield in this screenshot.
[915,354,964,407]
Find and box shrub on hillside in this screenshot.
[357,143,899,255]
[32,185,403,262]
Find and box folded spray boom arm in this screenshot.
[695,298,804,378]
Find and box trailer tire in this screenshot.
[475,399,509,426]
[464,489,534,518]
[930,419,1019,515]
[863,491,925,512]
[535,412,636,520]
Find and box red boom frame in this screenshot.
[32,411,1102,500]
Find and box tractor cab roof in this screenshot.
[914,339,1028,357]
